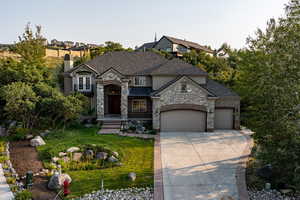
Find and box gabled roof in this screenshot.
[152,76,239,98]
[161,36,214,54]
[67,51,208,76]
[152,76,216,97]
[136,42,157,51]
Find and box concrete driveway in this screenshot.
[160,130,250,200]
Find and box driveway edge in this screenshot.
[154,133,164,200]
[236,130,254,200]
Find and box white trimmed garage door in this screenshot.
[214,108,234,129]
[161,110,206,132]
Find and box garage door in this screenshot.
[161,110,206,132]
[214,108,233,129]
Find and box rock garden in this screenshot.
[0,122,154,199]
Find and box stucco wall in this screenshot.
[45,48,89,58]
[128,76,152,87]
[152,76,176,90]
[63,76,72,95]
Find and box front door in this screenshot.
[108,95,121,114]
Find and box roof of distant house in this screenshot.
[161,36,214,53]
[137,42,157,51]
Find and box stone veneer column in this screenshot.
[207,99,215,132]
[121,80,129,120]
[152,97,160,130]
[96,81,104,119]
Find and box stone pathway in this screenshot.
[0,164,14,200]
[160,130,251,200]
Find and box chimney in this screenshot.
[64,54,73,72]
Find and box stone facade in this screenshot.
[96,83,104,119]
[96,70,129,120]
[152,77,215,131]
[121,81,129,119]
[102,70,122,82]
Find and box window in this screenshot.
[132,99,147,112]
[181,83,187,93]
[78,77,84,90]
[77,75,92,91]
[134,76,146,86]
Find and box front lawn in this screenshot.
[37,126,154,198]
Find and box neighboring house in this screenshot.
[137,35,214,56]
[63,51,240,132]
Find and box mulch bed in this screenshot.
[10,140,56,200]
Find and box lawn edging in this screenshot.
[236,129,254,200]
[154,133,164,200]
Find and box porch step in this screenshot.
[101,124,121,129]
[98,121,122,134]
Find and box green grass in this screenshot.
[37,126,154,198]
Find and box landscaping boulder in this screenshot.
[48,173,72,190]
[58,152,67,157]
[128,172,136,181]
[30,136,46,147]
[96,152,108,160]
[67,147,80,153]
[40,130,50,137]
[108,156,118,163]
[83,150,94,160]
[52,157,60,163]
[26,134,34,140]
[112,151,119,157]
[136,124,145,134]
[72,152,83,161]
[0,127,7,136]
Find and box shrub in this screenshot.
[6,177,16,184]
[146,130,157,135]
[9,127,30,141]
[128,126,136,132]
[15,190,32,200]
[0,156,8,163]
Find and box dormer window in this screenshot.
[77,75,92,91]
[134,76,146,86]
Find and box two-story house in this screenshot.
[63,51,240,132]
[138,35,214,57]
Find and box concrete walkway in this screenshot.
[0,164,14,200]
[160,130,250,200]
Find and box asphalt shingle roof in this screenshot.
[150,58,207,76]
[203,79,239,97]
[151,76,239,98]
[137,42,157,51]
[79,51,207,76]
[163,36,214,53]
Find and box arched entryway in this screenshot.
[104,84,121,116]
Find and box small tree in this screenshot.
[0,82,38,128]
[14,23,46,66]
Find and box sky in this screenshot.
[0,0,288,49]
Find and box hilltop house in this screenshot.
[63,51,240,132]
[137,35,214,57]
